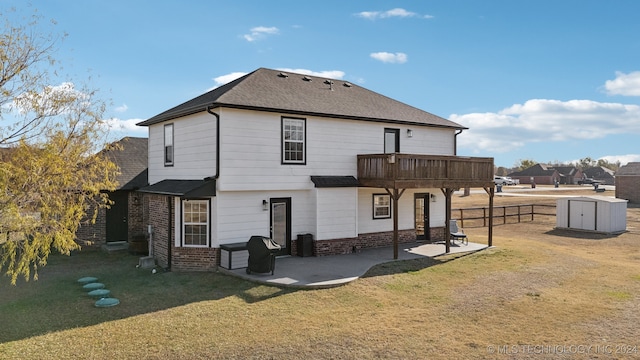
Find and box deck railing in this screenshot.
[357,154,494,188]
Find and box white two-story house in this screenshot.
[137,68,494,272]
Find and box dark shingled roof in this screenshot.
[616,162,640,176]
[138,68,465,130]
[101,137,148,190]
[138,179,216,197]
[310,176,359,188]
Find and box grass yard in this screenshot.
[1,186,639,359]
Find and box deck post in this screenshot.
[442,188,455,253]
[484,186,494,247]
[386,187,405,259]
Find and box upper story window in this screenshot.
[384,128,400,153]
[182,199,209,247]
[164,123,174,166]
[282,117,306,164]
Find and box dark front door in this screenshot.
[106,191,129,242]
[415,193,431,241]
[270,197,291,256]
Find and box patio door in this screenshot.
[270,198,291,256]
[415,193,431,241]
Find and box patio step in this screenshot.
[101,241,128,253]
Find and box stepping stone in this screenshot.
[95,297,120,307]
[83,282,105,291]
[77,276,98,284]
[87,289,111,298]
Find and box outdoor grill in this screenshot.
[245,236,281,275]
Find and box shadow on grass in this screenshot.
[0,248,297,343]
[544,228,623,240]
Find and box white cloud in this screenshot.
[243,26,279,42]
[370,52,408,64]
[451,98,640,153]
[604,71,640,96]
[104,117,147,134]
[597,154,640,166]
[213,72,248,86]
[355,8,433,20]
[115,104,128,113]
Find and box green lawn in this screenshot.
[1,216,640,359]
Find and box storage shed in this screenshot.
[556,196,627,234]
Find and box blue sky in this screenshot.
[3,1,640,168]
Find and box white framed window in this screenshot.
[282,117,306,164]
[182,199,209,247]
[373,194,391,219]
[164,123,174,166]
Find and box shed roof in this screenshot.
[559,195,628,203]
[138,68,465,130]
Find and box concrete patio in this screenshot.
[219,241,489,289]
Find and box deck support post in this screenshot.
[441,188,455,253]
[484,186,495,247]
[385,187,405,259]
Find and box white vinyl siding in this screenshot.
[148,113,217,185]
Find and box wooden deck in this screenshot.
[357,153,494,189]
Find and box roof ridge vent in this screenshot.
[343,82,352,88]
[302,76,312,82]
[324,79,334,91]
[278,72,289,78]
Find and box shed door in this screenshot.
[569,200,596,231]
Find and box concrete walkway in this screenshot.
[219,241,488,289]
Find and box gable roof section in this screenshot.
[616,162,640,176]
[583,166,615,178]
[138,68,465,130]
[101,137,148,190]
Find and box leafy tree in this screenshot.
[0,9,118,284]
[513,159,537,171]
[576,157,596,170]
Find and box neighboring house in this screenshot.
[76,137,148,246]
[508,164,583,185]
[583,166,615,185]
[615,162,640,203]
[136,67,494,272]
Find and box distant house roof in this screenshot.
[101,137,148,190]
[509,164,582,178]
[508,164,558,177]
[583,166,615,179]
[138,67,465,130]
[616,162,640,176]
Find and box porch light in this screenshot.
[262,200,268,211]
[430,194,436,202]
[407,129,413,138]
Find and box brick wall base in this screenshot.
[303,227,446,257]
[172,247,219,272]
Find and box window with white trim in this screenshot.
[282,117,306,164]
[373,194,391,219]
[164,124,174,166]
[182,200,209,247]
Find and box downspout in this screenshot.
[454,129,463,156]
[206,106,221,180]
